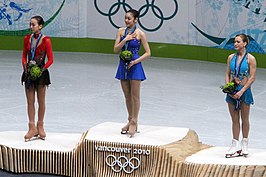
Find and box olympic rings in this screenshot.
[105,155,141,174]
[94,0,178,31]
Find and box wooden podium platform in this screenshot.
[81,122,208,177]
[183,147,266,177]
[0,122,265,177]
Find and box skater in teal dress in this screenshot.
[224,34,256,157]
[114,9,151,137]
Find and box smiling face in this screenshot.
[30,18,42,34]
[234,36,246,51]
[124,12,137,28]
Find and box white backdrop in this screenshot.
[0,0,265,53]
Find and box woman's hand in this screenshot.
[231,90,244,99]
[124,32,137,41]
[128,60,136,69]
[234,78,241,85]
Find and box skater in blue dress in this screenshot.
[224,34,256,157]
[114,9,151,137]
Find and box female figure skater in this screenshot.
[21,15,53,141]
[225,34,256,157]
[114,9,151,137]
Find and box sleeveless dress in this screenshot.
[21,34,53,88]
[226,53,254,105]
[115,36,146,81]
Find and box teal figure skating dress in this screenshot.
[226,53,254,105]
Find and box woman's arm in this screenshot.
[43,37,54,69]
[225,54,234,84]
[113,28,137,53]
[129,30,151,68]
[239,54,256,93]
[114,28,124,53]
[22,36,29,71]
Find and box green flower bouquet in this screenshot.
[119,50,133,63]
[28,61,42,80]
[220,81,237,94]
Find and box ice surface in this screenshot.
[1,50,266,150]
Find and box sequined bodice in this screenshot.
[121,36,141,55]
[230,53,249,80]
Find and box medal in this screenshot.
[30,33,43,60]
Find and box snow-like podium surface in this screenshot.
[86,122,189,146]
[0,131,81,151]
[185,146,266,165]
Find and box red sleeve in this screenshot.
[43,37,54,69]
[21,35,30,70]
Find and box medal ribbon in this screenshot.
[124,25,136,50]
[123,25,136,79]
[233,52,247,111]
[234,52,247,78]
[30,33,43,60]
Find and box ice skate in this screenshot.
[121,118,131,134]
[128,119,140,138]
[24,122,38,142]
[225,139,242,158]
[121,124,129,134]
[241,138,249,157]
[37,121,46,140]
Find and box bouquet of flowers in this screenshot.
[28,60,42,80]
[119,50,133,63]
[220,81,237,94]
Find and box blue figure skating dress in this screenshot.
[226,53,254,105]
[115,36,146,81]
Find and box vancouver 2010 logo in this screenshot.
[94,0,178,32]
[105,155,140,174]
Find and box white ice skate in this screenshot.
[225,139,242,158]
[241,138,249,157]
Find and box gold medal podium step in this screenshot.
[0,122,265,177]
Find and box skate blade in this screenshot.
[225,150,242,158]
[39,136,46,140]
[128,130,141,138]
[225,154,243,158]
[24,135,39,142]
[121,130,128,134]
[242,153,248,158]
[122,129,140,136]
[225,153,243,158]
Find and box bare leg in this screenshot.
[240,103,250,156]
[228,102,240,140]
[128,80,141,137]
[37,85,46,122]
[36,85,47,139]
[120,80,133,133]
[240,103,250,139]
[24,86,38,141]
[225,102,242,156]
[25,86,35,122]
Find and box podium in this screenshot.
[80,122,208,177]
[183,147,266,176]
[0,122,265,177]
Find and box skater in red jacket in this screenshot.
[21,15,54,141]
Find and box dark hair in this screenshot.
[126,9,139,19]
[31,15,44,26]
[236,33,249,46]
